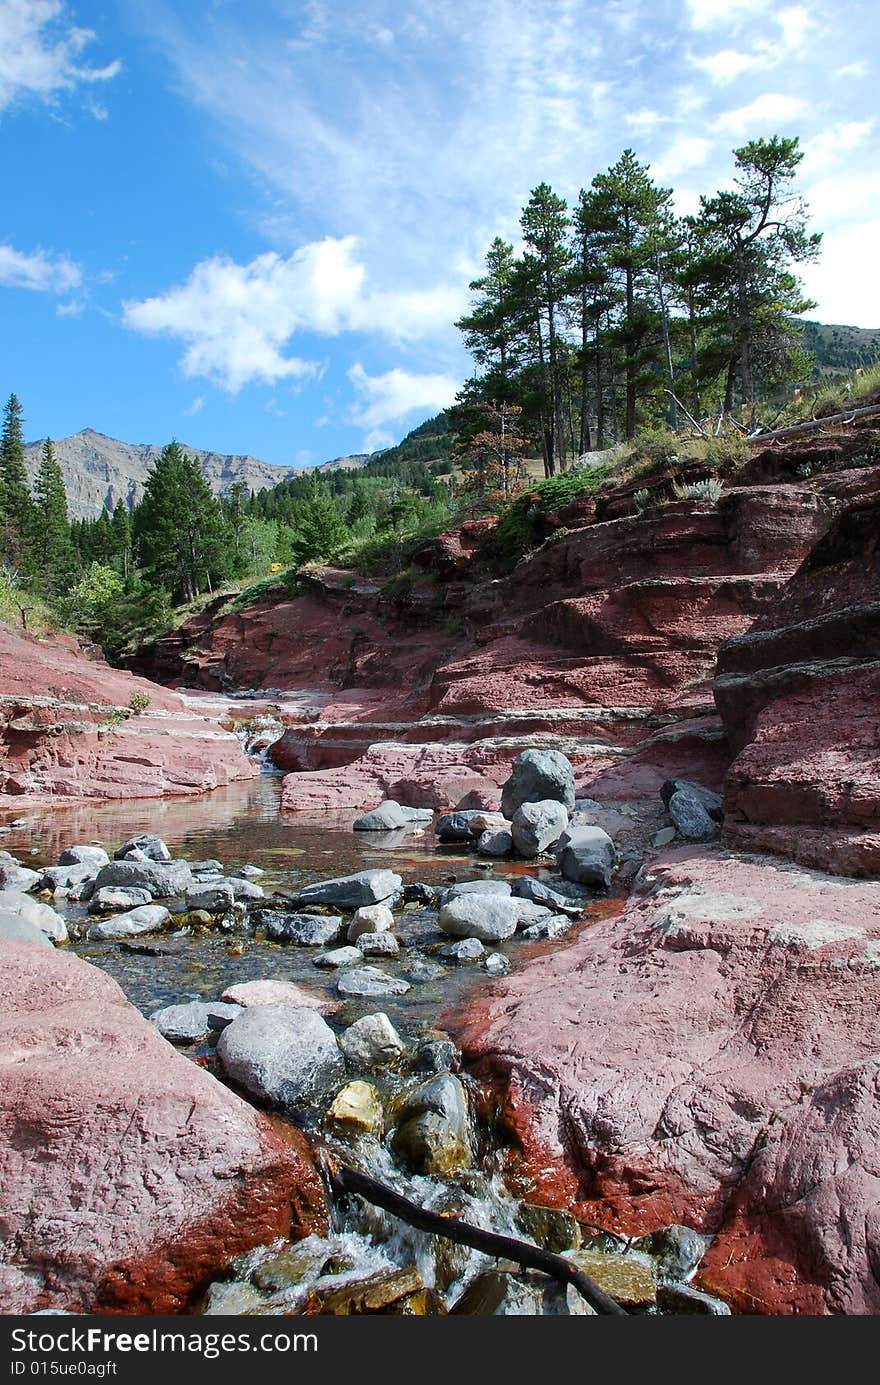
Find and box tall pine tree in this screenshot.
[0,394,35,570]
[134,441,227,602]
[32,438,74,592]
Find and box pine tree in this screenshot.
[32,438,74,592]
[134,441,227,603]
[0,394,35,569]
[291,481,349,565]
[110,499,132,581]
[521,184,572,473]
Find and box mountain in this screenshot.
[22,429,302,520]
[802,319,880,374]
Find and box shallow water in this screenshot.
[1,776,597,1038]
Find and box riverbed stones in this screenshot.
[511,800,570,858]
[483,952,510,977]
[440,937,486,962]
[261,912,343,946]
[314,945,364,969]
[226,877,265,901]
[414,1038,460,1073]
[403,883,437,906]
[0,890,67,942]
[400,957,445,984]
[297,869,402,910]
[652,826,677,848]
[58,845,110,869]
[515,1203,581,1253]
[451,1268,591,1316]
[40,863,97,893]
[221,979,337,1013]
[326,1080,384,1135]
[391,1073,471,1175]
[477,829,513,857]
[566,1250,657,1308]
[501,749,576,819]
[0,911,53,947]
[87,904,171,940]
[511,876,583,915]
[556,824,616,889]
[668,790,719,842]
[353,801,409,831]
[336,966,411,999]
[114,833,171,862]
[93,858,194,899]
[438,894,520,942]
[151,1001,242,1044]
[436,811,478,842]
[338,1012,405,1067]
[88,885,153,914]
[216,1004,344,1107]
[0,863,41,891]
[634,1224,712,1281]
[438,879,512,906]
[660,779,724,822]
[521,916,571,940]
[347,903,395,942]
[355,931,400,957]
[186,882,235,914]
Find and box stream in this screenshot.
[1,775,729,1316]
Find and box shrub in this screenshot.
[101,708,126,728]
[672,477,723,503]
[128,690,151,715]
[633,488,651,511]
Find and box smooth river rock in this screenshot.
[501,749,576,819]
[151,1001,242,1044]
[335,966,411,999]
[93,858,194,899]
[297,869,403,910]
[87,904,171,940]
[438,894,520,942]
[216,1004,344,1107]
[0,890,68,943]
[556,824,616,889]
[338,1012,406,1068]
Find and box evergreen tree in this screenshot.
[32,438,74,592]
[589,151,675,439]
[290,480,349,565]
[110,499,133,581]
[696,136,821,414]
[0,394,35,569]
[520,184,572,473]
[134,441,227,602]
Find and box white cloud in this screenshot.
[0,242,81,292]
[800,120,874,177]
[123,237,466,392]
[686,0,768,30]
[691,46,769,83]
[184,395,205,416]
[776,5,813,49]
[625,108,667,131]
[0,0,120,114]
[348,362,460,447]
[800,219,880,326]
[652,136,713,179]
[715,92,807,134]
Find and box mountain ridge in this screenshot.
[21,428,379,519]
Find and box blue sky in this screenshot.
[1,0,878,470]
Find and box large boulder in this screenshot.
[296,870,402,910]
[87,904,171,940]
[260,913,343,946]
[501,750,576,819]
[0,943,324,1314]
[93,858,194,899]
[151,1001,242,1044]
[511,800,570,857]
[336,967,411,999]
[114,834,172,862]
[353,801,433,831]
[0,911,53,947]
[0,890,67,943]
[391,1074,471,1175]
[216,1005,344,1108]
[556,825,616,889]
[58,845,110,869]
[438,895,520,942]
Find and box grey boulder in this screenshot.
[262,912,343,946]
[114,833,171,862]
[556,824,616,890]
[0,910,54,947]
[438,895,520,942]
[437,879,511,907]
[151,1000,242,1044]
[477,829,513,857]
[89,885,152,914]
[335,966,411,998]
[660,779,723,822]
[338,1012,406,1067]
[501,749,575,819]
[93,858,194,899]
[353,801,432,831]
[0,889,67,942]
[58,845,109,869]
[216,1004,344,1106]
[297,869,402,910]
[668,790,719,842]
[440,937,486,962]
[510,799,569,857]
[87,904,170,939]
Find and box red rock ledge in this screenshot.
[0,943,325,1314]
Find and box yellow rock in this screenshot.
[568,1249,657,1307]
[327,1080,383,1135]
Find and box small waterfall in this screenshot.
[234,714,285,773]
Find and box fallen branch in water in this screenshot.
[326,1157,629,1316]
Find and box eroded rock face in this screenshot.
[0,944,324,1314]
[0,622,256,809]
[716,482,880,876]
[457,849,880,1314]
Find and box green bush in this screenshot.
[128,690,151,715]
[489,463,608,569]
